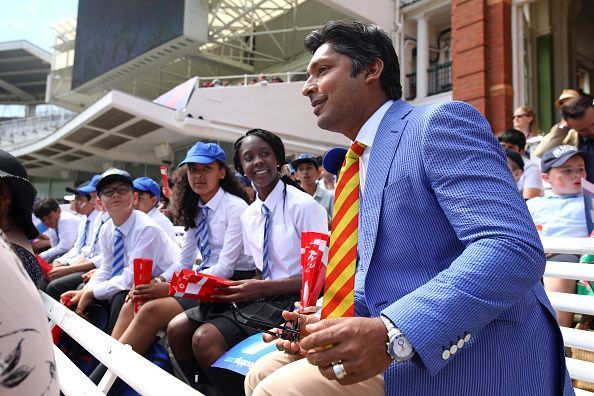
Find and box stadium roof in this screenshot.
[0,40,51,105]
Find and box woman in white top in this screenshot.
[176,129,327,393]
[109,142,254,375]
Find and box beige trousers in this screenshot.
[245,351,385,396]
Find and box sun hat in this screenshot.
[554,89,580,108]
[0,149,39,239]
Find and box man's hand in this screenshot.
[52,260,65,268]
[81,269,97,283]
[215,279,265,302]
[48,265,73,281]
[300,317,392,385]
[60,288,95,317]
[132,281,170,302]
[263,309,321,356]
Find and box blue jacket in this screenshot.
[355,100,574,395]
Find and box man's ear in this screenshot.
[364,59,384,84]
[541,172,550,183]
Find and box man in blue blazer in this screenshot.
[246,20,573,396]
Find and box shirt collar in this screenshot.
[116,210,137,237]
[354,99,394,147]
[256,179,284,213]
[199,187,225,212]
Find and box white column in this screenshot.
[416,14,429,99]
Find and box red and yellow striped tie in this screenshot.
[321,141,366,319]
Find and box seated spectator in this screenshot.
[112,142,254,393]
[168,129,327,394]
[45,176,110,300]
[270,76,283,83]
[61,169,179,336]
[317,164,336,193]
[235,171,255,203]
[0,149,45,288]
[499,128,543,199]
[527,145,589,327]
[33,197,82,263]
[504,148,524,184]
[133,177,176,242]
[291,153,334,225]
[513,105,540,139]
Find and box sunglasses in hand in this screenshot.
[231,302,300,342]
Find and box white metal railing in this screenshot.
[0,111,76,147]
[196,71,307,87]
[542,237,594,393]
[42,292,201,395]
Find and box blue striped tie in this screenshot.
[261,204,271,280]
[111,228,125,276]
[89,218,106,257]
[77,219,90,254]
[195,207,210,272]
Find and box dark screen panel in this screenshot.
[72,0,185,89]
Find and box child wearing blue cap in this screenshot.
[169,129,327,394]
[132,176,176,242]
[109,142,255,392]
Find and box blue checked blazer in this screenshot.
[355,100,575,395]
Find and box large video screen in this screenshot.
[72,0,185,89]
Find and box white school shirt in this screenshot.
[88,210,111,267]
[147,207,177,243]
[56,210,100,265]
[355,99,394,194]
[86,210,180,300]
[241,180,328,280]
[161,187,254,280]
[517,157,544,193]
[39,211,82,262]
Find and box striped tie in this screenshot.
[111,228,125,276]
[77,219,90,254]
[89,218,106,257]
[321,141,366,319]
[261,203,271,280]
[195,207,210,272]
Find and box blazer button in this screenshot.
[449,344,458,355]
[464,333,471,343]
[442,349,450,360]
[457,339,465,349]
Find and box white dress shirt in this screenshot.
[56,210,100,265]
[147,207,177,243]
[241,180,328,280]
[355,99,394,193]
[161,187,254,280]
[39,211,82,262]
[86,210,180,300]
[88,211,111,267]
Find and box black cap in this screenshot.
[96,168,133,193]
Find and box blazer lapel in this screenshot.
[359,100,413,271]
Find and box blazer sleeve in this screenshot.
[380,101,546,376]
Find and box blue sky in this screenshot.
[0,1,79,53]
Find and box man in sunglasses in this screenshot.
[62,168,179,334]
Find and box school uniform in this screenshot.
[39,211,82,262]
[201,180,328,348]
[55,209,100,265]
[161,187,255,311]
[147,207,177,243]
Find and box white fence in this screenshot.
[42,292,201,395]
[542,237,594,395]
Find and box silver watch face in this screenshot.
[389,334,414,360]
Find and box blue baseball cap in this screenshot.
[541,145,588,173]
[291,153,319,169]
[133,177,161,202]
[66,174,101,195]
[96,168,133,193]
[178,142,226,167]
[322,147,348,176]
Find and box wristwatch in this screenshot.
[380,315,415,363]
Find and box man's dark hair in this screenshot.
[505,148,524,171]
[33,197,60,219]
[498,129,526,151]
[304,20,402,100]
[561,94,594,120]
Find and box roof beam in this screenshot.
[0,78,35,101]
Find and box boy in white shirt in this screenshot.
[133,176,176,242]
[62,169,179,333]
[33,197,82,262]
